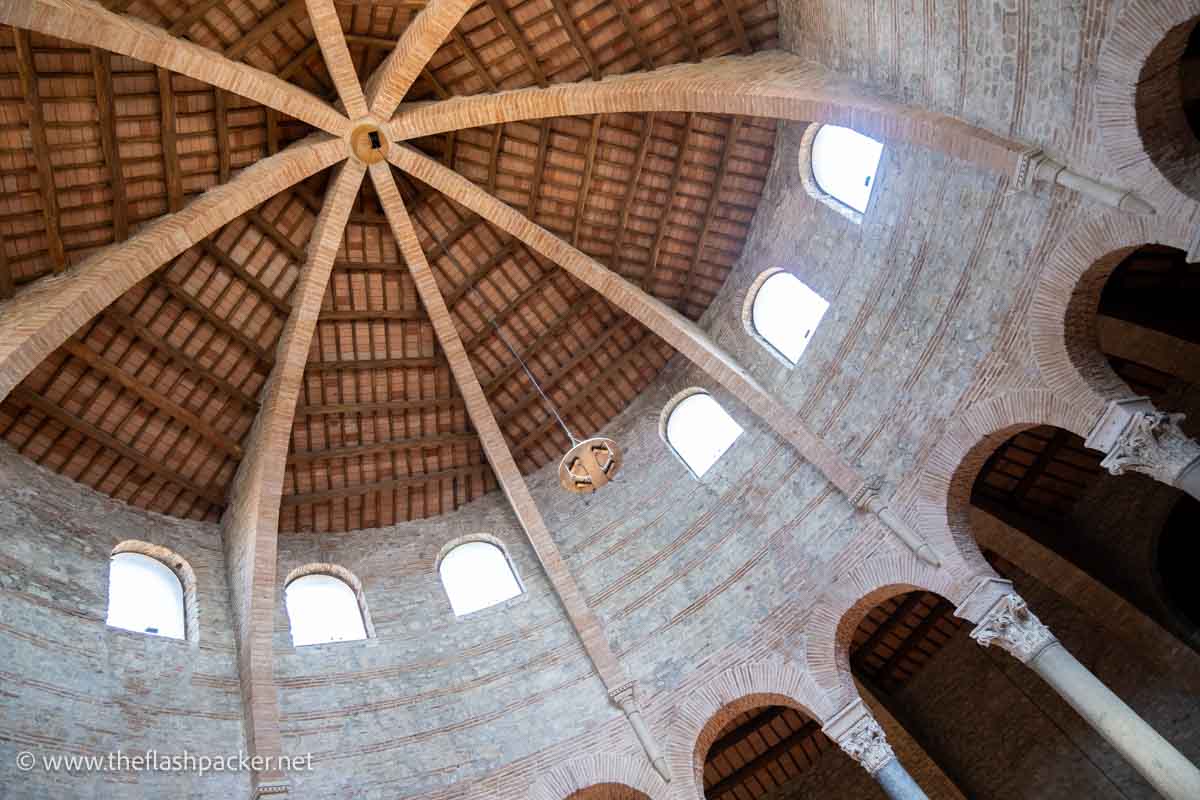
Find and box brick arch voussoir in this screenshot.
[916,389,1095,571]
[1028,214,1194,423]
[806,554,967,707]
[528,755,666,800]
[1097,0,1200,215]
[666,659,838,800]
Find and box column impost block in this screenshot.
[823,698,897,776]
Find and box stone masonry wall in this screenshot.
[0,442,247,800]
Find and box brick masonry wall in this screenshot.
[0,442,247,800]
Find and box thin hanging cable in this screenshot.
[422,217,580,447]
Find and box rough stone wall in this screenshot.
[0,442,247,800]
[885,558,1200,799]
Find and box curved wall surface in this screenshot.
[0,444,246,799]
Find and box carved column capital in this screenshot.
[969,593,1057,664]
[1086,398,1200,486]
[823,699,896,776]
[608,680,638,711]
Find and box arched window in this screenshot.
[663,391,743,478]
[106,551,186,640]
[285,573,369,646]
[439,540,523,616]
[800,124,884,222]
[745,270,829,365]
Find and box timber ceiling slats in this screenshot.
[1,0,780,531]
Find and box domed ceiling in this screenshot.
[0,0,780,532]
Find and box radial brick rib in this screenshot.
[220,159,365,790]
[305,0,368,118]
[390,52,1026,176]
[0,0,350,136]
[0,134,346,404]
[364,0,478,119]
[368,160,630,690]
[389,145,865,495]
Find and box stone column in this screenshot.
[958,579,1200,800]
[823,698,930,800]
[609,681,671,782]
[1085,397,1200,501]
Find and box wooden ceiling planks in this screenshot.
[0,0,779,532]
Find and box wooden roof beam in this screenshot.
[295,395,465,416]
[8,385,227,508]
[717,0,751,54]
[573,117,602,247]
[100,307,262,412]
[304,355,443,371]
[682,117,740,302]
[220,159,363,795]
[644,112,692,291]
[497,315,634,424]
[282,463,489,505]
[481,292,605,391]
[0,134,344,405]
[157,68,184,213]
[199,240,291,315]
[287,431,479,464]
[613,113,655,277]
[59,338,244,459]
[547,0,600,79]
[226,0,309,62]
[706,720,823,798]
[483,0,548,87]
[363,0,478,118]
[13,28,66,273]
[91,49,128,242]
[612,0,653,69]
[304,0,368,118]
[319,307,428,321]
[0,0,350,135]
[369,161,633,695]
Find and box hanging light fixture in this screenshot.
[490,322,622,494]
[427,219,622,494]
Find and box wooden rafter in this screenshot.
[482,293,604,390]
[214,89,231,183]
[645,113,693,291]
[199,240,291,315]
[8,386,226,507]
[613,113,655,276]
[304,355,443,371]
[91,48,128,242]
[611,0,653,69]
[449,29,499,91]
[0,233,12,300]
[101,311,260,413]
[13,28,66,273]
[573,117,602,247]
[295,396,466,416]
[483,0,548,86]
[157,68,184,213]
[59,338,243,459]
[683,117,740,304]
[286,431,478,464]
[547,0,600,79]
[283,464,489,505]
[707,721,823,798]
[717,0,751,54]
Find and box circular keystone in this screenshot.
[350,123,389,164]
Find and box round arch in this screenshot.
[1097,0,1200,211]
[805,554,970,706]
[1028,213,1193,424]
[527,755,667,800]
[282,562,376,640]
[110,539,200,645]
[666,659,837,800]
